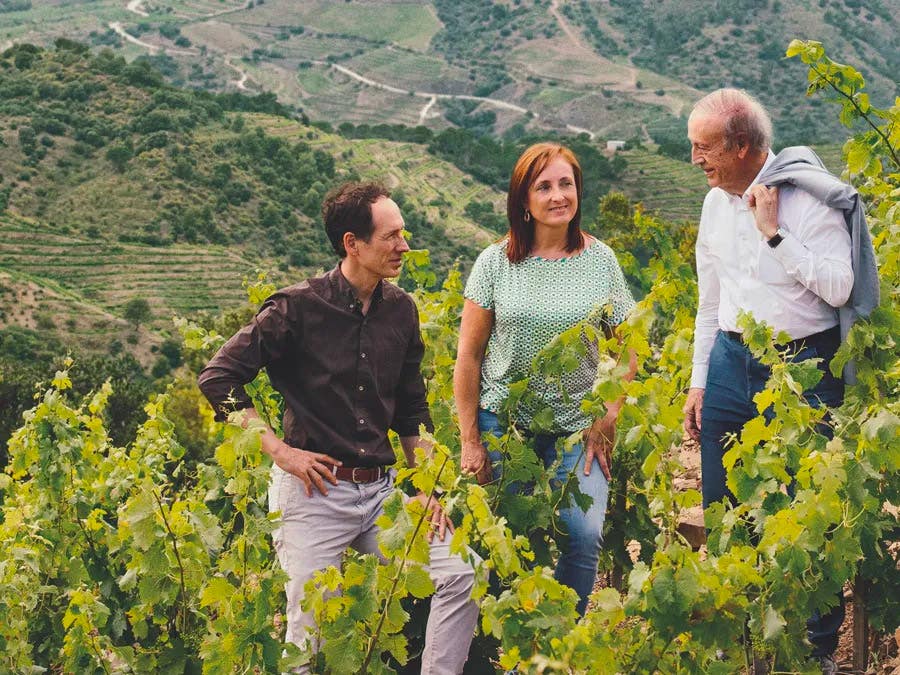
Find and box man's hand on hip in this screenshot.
[748,184,779,239]
[271,440,342,497]
[683,387,705,442]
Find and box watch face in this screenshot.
[767,232,783,248]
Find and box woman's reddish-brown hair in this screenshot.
[505,142,583,263]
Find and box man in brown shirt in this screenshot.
[198,182,477,674]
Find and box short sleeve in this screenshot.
[600,245,635,327]
[464,245,499,309]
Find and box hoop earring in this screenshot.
[523,210,532,222]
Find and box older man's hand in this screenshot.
[748,184,779,239]
[683,387,705,442]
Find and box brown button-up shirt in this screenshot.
[198,264,433,467]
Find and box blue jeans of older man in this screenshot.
[478,408,609,617]
[700,327,845,658]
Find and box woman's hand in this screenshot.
[461,439,492,485]
[583,411,617,480]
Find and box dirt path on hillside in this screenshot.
[550,0,632,87]
[125,0,251,22]
[549,0,587,49]
[326,61,531,115]
[322,60,552,131]
[549,0,639,89]
[547,0,691,122]
[109,21,199,56]
[190,0,253,22]
[112,0,668,138]
[565,123,595,139]
[225,58,251,91]
[417,95,437,126]
[126,0,148,18]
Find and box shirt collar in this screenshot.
[327,262,384,310]
[740,149,777,202]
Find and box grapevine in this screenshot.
[0,41,896,674]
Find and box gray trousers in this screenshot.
[269,466,479,675]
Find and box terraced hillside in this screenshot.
[2,0,895,147]
[0,268,142,357]
[616,142,845,223]
[616,148,708,223]
[0,42,854,362]
[246,114,501,254]
[0,45,499,276]
[0,215,259,315]
[572,0,898,146]
[0,45,509,357]
[0,214,265,356]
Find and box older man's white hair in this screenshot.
[690,88,773,153]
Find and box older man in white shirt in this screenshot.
[683,88,852,674]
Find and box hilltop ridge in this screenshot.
[2,0,895,149]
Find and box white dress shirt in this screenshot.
[690,151,854,389]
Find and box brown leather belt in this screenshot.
[333,465,388,483]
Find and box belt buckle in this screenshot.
[351,467,365,483]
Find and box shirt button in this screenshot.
[361,352,366,358]
[358,385,365,391]
[360,448,366,454]
[359,419,365,425]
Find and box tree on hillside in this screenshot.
[105,142,133,171]
[123,297,152,331]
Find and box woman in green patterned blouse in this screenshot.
[453,142,636,615]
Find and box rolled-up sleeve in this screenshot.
[198,296,295,422]
[389,302,434,437]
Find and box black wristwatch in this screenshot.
[766,228,784,248]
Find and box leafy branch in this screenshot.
[360,453,450,674]
[151,489,190,636]
[786,39,899,170]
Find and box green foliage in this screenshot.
[430,0,529,97]
[0,370,286,673]
[595,1,898,144]
[463,199,506,233]
[0,328,156,466]
[123,297,153,331]
[443,99,497,136]
[786,39,900,174]
[0,42,896,674]
[0,0,32,12]
[0,43,476,279]
[647,116,691,162]
[425,128,624,226]
[787,39,900,631]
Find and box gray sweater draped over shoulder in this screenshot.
[757,146,880,383]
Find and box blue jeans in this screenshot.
[478,408,609,616]
[700,327,844,656]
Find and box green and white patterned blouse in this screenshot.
[464,238,635,432]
